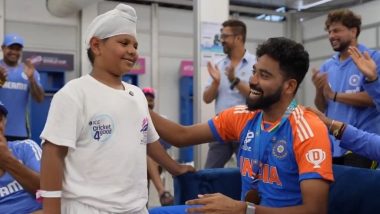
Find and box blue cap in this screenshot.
[3,33,24,47]
[0,101,7,117]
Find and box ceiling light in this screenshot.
[297,0,333,11]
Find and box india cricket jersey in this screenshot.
[208,104,333,207]
[0,140,42,213]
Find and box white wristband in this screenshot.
[36,190,62,199]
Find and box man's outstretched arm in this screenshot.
[149,110,214,147]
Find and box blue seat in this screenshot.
[149,165,380,214]
[173,167,241,205]
[328,165,380,214]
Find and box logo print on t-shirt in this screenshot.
[140,117,148,144]
[272,140,287,159]
[89,114,114,143]
[306,149,326,168]
[349,74,360,87]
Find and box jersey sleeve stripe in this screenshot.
[208,119,226,144]
[24,140,42,161]
[233,105,251,114]
[292,107,314,142]
[297,108,314,138]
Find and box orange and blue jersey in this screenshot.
[208,104,334,207]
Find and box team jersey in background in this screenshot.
[0,60,42,138]
[208,104,333,207]
[320,44,380,157]
[0,140,42,213]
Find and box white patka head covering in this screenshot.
[85,4,137,49]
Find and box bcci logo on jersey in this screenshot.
[272,140,288,159]
[89,114,114,143]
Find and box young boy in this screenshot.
[40,4,193,214]
[143,87,174,206]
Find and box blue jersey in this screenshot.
[0,60,42,138]
[363,77,380,112]
[320,44,380,157]
[341,125,380,162]
[208,105,333,207]
[0,140,42,213]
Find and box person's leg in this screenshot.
[204,141,233,168]
[147,156,173,206]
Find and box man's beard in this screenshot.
[223,44,231,55]
[331,39,351,52]
[222,43,232,55]
[246,85,283,111]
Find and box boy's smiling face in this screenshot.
[92,34,139,77]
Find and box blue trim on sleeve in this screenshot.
[207,119,226,144]
[299,172,323,182]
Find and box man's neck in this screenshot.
[2,59,18,67]
[229,45,245,63]
[262,98,293,122]
[340,41,358,61]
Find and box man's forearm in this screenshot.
[314,92,326,112]
[335,91,374,107]
[2,157,40,194]
[149,111,214,147]
[29,77,44,102]
[203,82,219,104]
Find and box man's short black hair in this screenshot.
[256,37,310,93]
[222,19,247,43]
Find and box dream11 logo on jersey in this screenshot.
[306,149,326,168]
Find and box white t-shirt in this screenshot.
[41,75,159,213]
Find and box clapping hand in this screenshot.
[207,62,221,84]
[349,46,378,81]
[311,68,328,91]
[24,59,35,80]
[0,67,7,86]
[225,65,236,82]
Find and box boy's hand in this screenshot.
[173,164,195,176]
